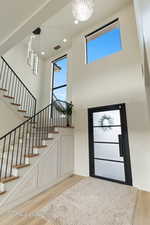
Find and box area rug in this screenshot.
[39,177,137,225]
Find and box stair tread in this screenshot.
[24,116,31,119]
[0,176,19,184]
[33,145,48,149]
[24,154,39,158]
[11,103,21,106]
[0,88,7,92]
[18,110,27,113]
[48,131,59,134]
[12,164,30,169]
[3,95,15,99]
[44,138,54,141]
[0,191,6,196]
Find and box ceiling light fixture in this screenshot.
[41,51,45,55]
[74,20,79,24]
[63,38,67,43]
[72,0,94,22]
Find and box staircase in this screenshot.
[0,57,36,118]
[0,99,73,197]
[0,57,73,201]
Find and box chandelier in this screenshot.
[27,28,41,75]
[72,0,94,22]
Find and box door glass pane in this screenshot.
[95,159,125,181]
[93,110,121,126]
[54,87,67,101]
[94,127,121,143]
[94,143,124,161]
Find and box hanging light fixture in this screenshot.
[27,27,41,75]
[72,0,94,22]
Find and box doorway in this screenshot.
[88,104,132,185]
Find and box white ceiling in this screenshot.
[0,0,70,56]
[26,0,131,59]
[0,0,48,44]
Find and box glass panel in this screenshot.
[54,87,67,102]
[94,127,121,143]
[53,57,67,88]
[94,143,123,161]
[87,27,122,64]
[95,159,125,181]
[93,110,121,126]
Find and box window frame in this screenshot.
[51,54,68,104]
[85,18,121,64]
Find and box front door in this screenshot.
[88,104,132,185]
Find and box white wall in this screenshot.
[39,3,150,191]
[63,4,150,191]
[4,42,45,110]
[0,98,24,137]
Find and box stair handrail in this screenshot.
[0,57,36,117]
[0,100,73,180]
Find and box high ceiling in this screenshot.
[0,0,70,56]
[26,0,131,59]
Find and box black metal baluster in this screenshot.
[5,66,10,91]
[5,134,12,178]
[10,131,16,176]
[0,59,4,80]
[0,137,6,180]
[16,128,21,166]
[20,124,25,165]
[1,62,6,89]
[24,122,29,163]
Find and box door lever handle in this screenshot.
[118,135,124,157]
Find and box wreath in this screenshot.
[99,114,113,131]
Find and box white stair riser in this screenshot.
[0,183,5,192]
[48,133,54,139]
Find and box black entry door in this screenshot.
[88,104,132,185]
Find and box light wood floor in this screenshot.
[0,175,149,225]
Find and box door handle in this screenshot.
[118,135,124,157]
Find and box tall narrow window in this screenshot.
[52,55,68,102]
[86,19,122,64]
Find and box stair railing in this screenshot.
[0,100,73,181]
[0,57,36,117]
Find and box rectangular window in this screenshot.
[86,19,122,64]
[52,55,68,102]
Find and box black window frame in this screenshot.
[51,54,68,103]
[85,18,122,64]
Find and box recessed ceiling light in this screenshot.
[74,20,79,24]
[63,38,67,43]
[41,51,45,55]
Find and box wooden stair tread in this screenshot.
[3,95,15,99]
[33,145,48,149]
[18,110,27,113]
[11,103,21,106]
[24,116,31,119]
[0,88,7,92]
[44,138,54,141]
[0,176,19,184]
[48,131,59,134]
[12,164,30,169]
[0,191,6,196]
[24,154,39,158]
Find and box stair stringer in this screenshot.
[0,128,74,215]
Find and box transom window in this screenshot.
[52,55,68,102]
[86,19,122,64]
